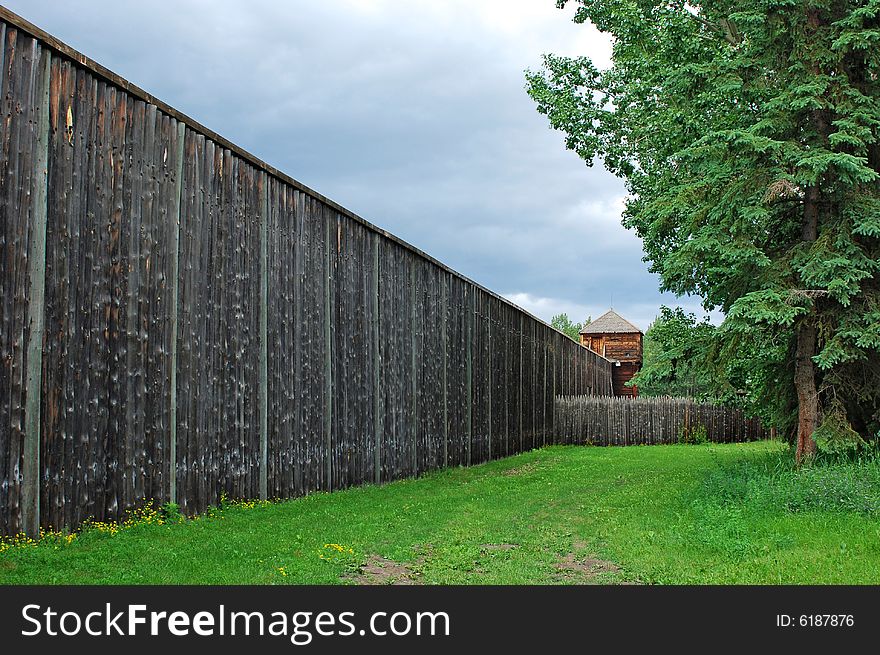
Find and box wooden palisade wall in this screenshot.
[554,395,766,445]
[0,9,613,536]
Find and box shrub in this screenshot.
[160,502,183,523]
[678,423,709,445]
[814,406,868,458]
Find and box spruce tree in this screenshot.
[527,0,880,461]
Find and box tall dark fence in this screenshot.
[0,9,613,536]
[554,396,766,446]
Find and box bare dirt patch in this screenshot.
[503,462,539,476]
[346,554,423,585]
[503,454,564,477]
[556,553,620,576]
[554,540,636,584]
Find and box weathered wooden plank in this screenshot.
[441,273,448,466]
[21,40,51,536]
[470,290,490,464]
[266,180,301,498]
[43,56,184,530]
[323,206,333,490]
[259,171,268,500]
[444,275,468,468]
[371,232,381,484]
[328,213,375,490]
[409,258,418,474]
[486,294,492,461]
[534,328,545,447]
[41,52,72,531]
[169,119,185,504]
[379,241,414,481]
[466,285,474,466]
[416,260,445,473]
[292,188,305,496]
[490,297,506,460]
[0,20,16,535]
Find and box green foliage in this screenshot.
[551,312,591,341]
[631,306,716,397]
[632,306,788,428]
[813,402,869,456]
[679,423,709,445]
[527,0,880,441]
[160,502,183,524]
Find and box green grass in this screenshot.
[2,440,879,584]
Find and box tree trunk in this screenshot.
[792,6,827,464]
[794,322,819,463]
[795,176,821,464]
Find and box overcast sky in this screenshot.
[6,0,715,331]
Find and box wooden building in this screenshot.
[580,310,643,397]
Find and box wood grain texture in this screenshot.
[0,26,51,536]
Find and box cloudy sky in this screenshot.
[6,0,714,331]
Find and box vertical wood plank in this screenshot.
[486,297,492,459]
[543,339,548,446]
[372,233,381,484]
[441,272,448,467]
[466,287,473,467]
[169,121,184,504]
[518,314,524,452]
[409,261,417,474]
[323,208,332,491]
[258,171,268,500]
[22,45,51,536]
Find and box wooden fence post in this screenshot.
[292,191,305,495]
[323,209,332,490]
[441,273,448,467]
[519,314,524,451]
[410,263,418,474]
[466,288,473,466]
[21,47,51,537]
[372,234,381,484]
[258,172,269,500]
[542,340,548,446]
[487,298,492,459]
[684,400,691,442]
[168,121,185,505]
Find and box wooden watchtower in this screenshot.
[579,309,643,397]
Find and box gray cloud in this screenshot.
[6,0,716,331]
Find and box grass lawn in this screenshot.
[2,440,879,584]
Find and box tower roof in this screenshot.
[579,309,642,335]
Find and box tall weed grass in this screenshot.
[697,446,880,515]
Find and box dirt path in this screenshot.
[553,540,638,584]
[345,541,638,585]
[346,554,424,585]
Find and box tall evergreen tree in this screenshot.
[527,0,880,461]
